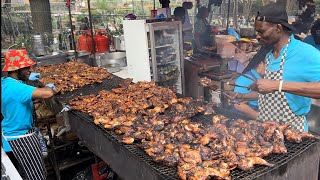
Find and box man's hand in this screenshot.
[224,92,245,104]
[45,83,57,92]
[226,92,243,100]
[248,79,279,94]
[29,72,41,81]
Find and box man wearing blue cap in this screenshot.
[233,3,320,132]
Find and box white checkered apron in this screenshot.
[257,40,305,132]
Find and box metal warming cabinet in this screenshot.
[123,19,185,95]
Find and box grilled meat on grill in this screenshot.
[238,157,274,171]
[119,78,133,88]
[68,81,318,180]
[33,62,112,94]
[199,77,218,91]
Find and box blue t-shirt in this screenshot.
[266,35,320,131]
[303,35,320,51]
[1,77,36,152]
[234,69,261,107]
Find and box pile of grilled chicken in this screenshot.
[32,62,112,94]
[68,81,318,180]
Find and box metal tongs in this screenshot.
[221,71,258,104]
[59,105,70,114]
[226,71,258,89]
[215,89,242,105]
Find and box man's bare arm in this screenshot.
[239,92,259,101]
[249,79,320,99]
[282,82,320,99]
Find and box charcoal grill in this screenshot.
[48,74,319,180]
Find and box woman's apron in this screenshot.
[257,39,305,132]
[3,129,47,180]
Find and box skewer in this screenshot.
[226,82,250,89]
[214,89,241,104]
[233,71,257,82]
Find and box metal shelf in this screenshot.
[148,44,175,50]
[48,139,79,152]
[157,60,177,66]
[58,155,94,171]
[155,44,175,49]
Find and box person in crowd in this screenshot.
[182,1,194,43]
[79,17,89,30]
[173,6,186,23]
[193,6,214,52]
[230,46,272,119]
[1,49,56,179]
[303,19,320,50]
[231,3,320,132]
[174,7,192,51]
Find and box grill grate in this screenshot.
[58,75,318,180]
[54,75,124,103]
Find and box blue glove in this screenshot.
[45,83,57,91]
[29,72,41,81]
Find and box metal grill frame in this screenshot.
[46,74,319,180]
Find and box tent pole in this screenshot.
[87,0,96,61]
[226,0,231,31]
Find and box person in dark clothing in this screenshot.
[296,0,316,33]
[79,17,89,30]
[229,45,272,119]
[193,6,214,52]
[173,6,186,23]
[303,19,320,50]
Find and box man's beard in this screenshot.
[17,70,27,81]
[314,36,320,45]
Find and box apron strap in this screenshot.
[2,131,35,141]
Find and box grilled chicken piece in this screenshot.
[200,146,214,161]
[212,114,228,124]
[201,133,219,145]
[238,157,274,171]
[115,126,133,135]
[205,167,231,180]
[261,121,278,141]
[204,102,216,115]
[301,132,319,140]
[199,77,218,90]
[119,78,133,88]
[188,166,231,180]
[178,97,193,104]
[184,123,201,133]
[272,128,287,154]
[177,161,197,180]
[121,137,134,144]
[145,144,165,157]
[179,146,202,165]
[235,142,250,156]
[188,168,209,180]
[284,129,302,143]
[93,116,111,125]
